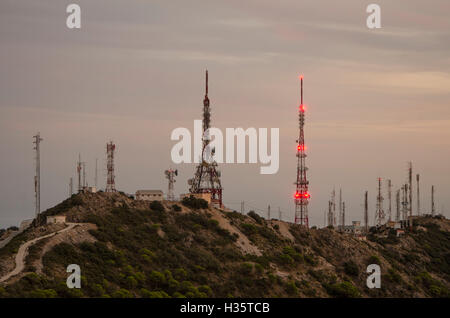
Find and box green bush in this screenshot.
[325,281,360,298]
[181,196,208,209]
[150,201,165,212]
[343,261,359,276]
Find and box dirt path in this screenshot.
[0,223,77,283]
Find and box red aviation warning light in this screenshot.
[294,191,310,199]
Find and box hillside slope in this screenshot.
[0,192,449,298]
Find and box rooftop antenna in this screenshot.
[294,75,310,227]
[33,133,43,219]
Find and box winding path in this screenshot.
[0,223,77,283]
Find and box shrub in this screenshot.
[325,282,360,298]
[150,201,165,212]
[247,211,264,225]
[181,196,208,209]
[343,261,359,276]
[368,255,380,265]
[172,204,182,212]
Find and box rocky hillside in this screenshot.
[0,192,449,298]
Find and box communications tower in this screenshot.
[294,75,310,227]
[165,168,178,201]
[375,178,385,226]
[188,70,223,207]
[106,141,116,192]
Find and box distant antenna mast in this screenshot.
[375,178,385,226]
[408,162,413,217]
[294,75,310,227]
[77,154,82,193]
[106,141,116,192]
[82,162,86,188]
[69,177,73,197]
[342,202,345,228]
[268,205,271,220]
[95,158,98,189]
[387,179,392,221]
[33,133,43,218]
[339,188,343,231]
[416,174,420,216]
[431,185,435,216]
[364,191,369,232]
[395,189,400,221]
[165,168,178,201]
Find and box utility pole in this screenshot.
[33,133,43,219]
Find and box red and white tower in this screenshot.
[188,70,223,207]
[106,141,116,192]
[294,75,310,227]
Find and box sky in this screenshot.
[1,0,449,228]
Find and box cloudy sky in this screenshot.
[1,0,449,228]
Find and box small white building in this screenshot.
[135,190,164,201]
[46,215,66,225]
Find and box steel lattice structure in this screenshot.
[106,141,116,192]
[294,76,310,227]
[188,70,223,208]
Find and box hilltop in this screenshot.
[0,191,449,298]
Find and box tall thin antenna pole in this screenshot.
[339,188,343,230]
[396,189,400,221]
[77,154,82,193]
[165,168,177,201]
[387,179,392,221]
[342,202,345,228]
[294,75,310,227]
[106,141,117,192]
[82,162,86,188]
[375,178,385,226]
[364,191,368,232]
[95,158,98,189]
[69,177,73,197]
[431,185,435,216]
[268,205,271,220]
[416,174,420,216]
[408,162,413,217]
[278,207,281,221]
[33,133,43,219]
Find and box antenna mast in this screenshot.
[106,141,116,192]
[165,168,177,201]
[416,174,420,216]
[188,70,223,207]
[294,75,310,227]
[33,133,43,219]
[375,178,385,226]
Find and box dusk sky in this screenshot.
[1,0,449,228]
